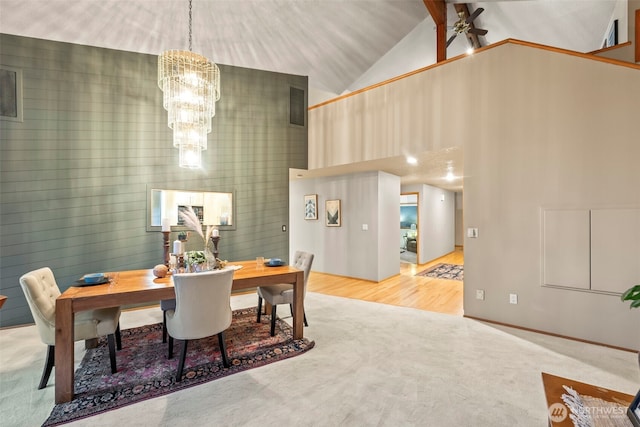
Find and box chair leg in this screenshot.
[38,345,55,390]
[270,304,277,337]
[168,336,174,359]
[107,334,117,374]
[289,304,309,327]
[115,323,122,350]
[162,310,168,343]
[257,296,263,323]
[218,332,230,368]
[176,340,188,382]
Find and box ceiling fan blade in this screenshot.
[465,7,484,24]
[446,33,458,48]
[468,28,488,36]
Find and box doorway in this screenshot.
[400,193,418,264]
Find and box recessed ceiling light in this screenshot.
[446,171,454,181]
[406,156,417,165]
[466,47,474,55]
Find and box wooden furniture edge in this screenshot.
[541,372,635,426]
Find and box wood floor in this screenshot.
[307,247,464,316]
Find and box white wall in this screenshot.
[290,171,400,282]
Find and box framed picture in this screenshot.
[0,66,23,122]
[304,194,318,220]
[177,205,204,225]
[325,199,341,227]
[628,388,640,427]
[606,19,618,47]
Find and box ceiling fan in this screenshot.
[446,7,488,48]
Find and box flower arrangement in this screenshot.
[185,250,206,266]
[178,206,225,270]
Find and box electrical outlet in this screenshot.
[476,289,485,300]
[509,293,518,304]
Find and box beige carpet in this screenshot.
[1,292,638,426]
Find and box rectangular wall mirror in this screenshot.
[147,186,235,231]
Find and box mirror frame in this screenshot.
[146,185,236,232]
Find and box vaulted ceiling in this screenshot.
[0,1,621,191]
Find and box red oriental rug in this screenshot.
[43,307,314,426]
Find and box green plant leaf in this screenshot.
[621,285,640,301]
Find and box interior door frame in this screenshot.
[400,192,420,264]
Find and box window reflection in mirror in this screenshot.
[148,188,234,230]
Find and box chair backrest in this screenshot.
[19,267,61,345]
[291,251,314,296]
[169,268,235,340]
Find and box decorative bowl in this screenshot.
[84,273,105,284]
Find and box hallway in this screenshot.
[307,247,464,316]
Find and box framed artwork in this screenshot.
[304,194,318,220]
[325,199,341,227]
[607,19,618,47]
[0,66,23,122]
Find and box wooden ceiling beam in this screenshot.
[423,0,447,62]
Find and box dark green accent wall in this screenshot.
[0,34,308,327]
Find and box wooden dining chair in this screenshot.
[19,267,122,389]
[256,250,314,336]
[165,268,235,382]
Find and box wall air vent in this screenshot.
[289,87,305,126]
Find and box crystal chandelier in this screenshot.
[158,0,220,169]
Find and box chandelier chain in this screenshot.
[188,0,193,52]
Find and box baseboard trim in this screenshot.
[463,315,638,353]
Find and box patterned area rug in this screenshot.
[416,263,464,281]
[43,307,314,426]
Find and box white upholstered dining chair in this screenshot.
[19,267,122,389]
[165,268,235,382]
[256,250,314,336]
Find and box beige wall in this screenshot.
[309,41,640,349]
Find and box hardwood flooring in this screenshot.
[307,247,464,316]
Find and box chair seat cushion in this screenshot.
[74,307,121,342]
[257,284,293,306]
[160,299,176,311]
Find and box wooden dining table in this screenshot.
[54,260,304,403]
